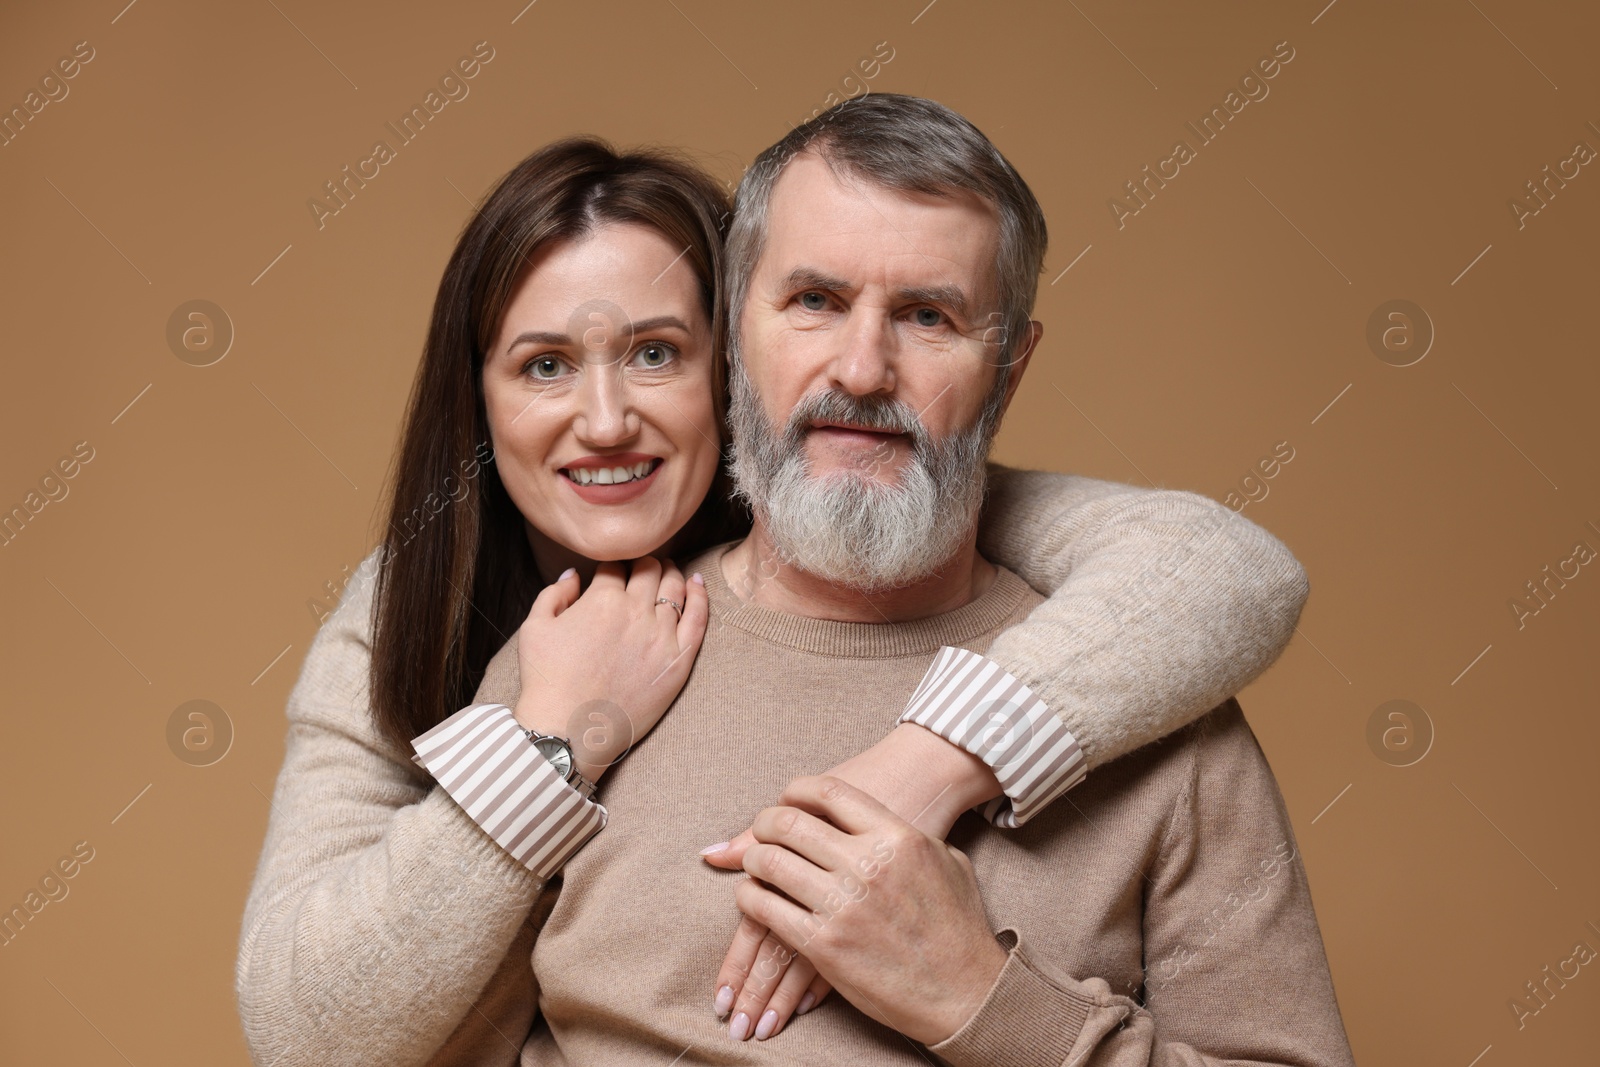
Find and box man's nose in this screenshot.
[574,358,640,446]
[828,307,896,397]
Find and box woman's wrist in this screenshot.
[835,724,1002,838]
[512,695,617,784]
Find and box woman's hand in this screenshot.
[701,723,1003,1039]
[512,557,707,783]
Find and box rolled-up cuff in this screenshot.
[411,703,606,880]
[900,647,1086,828]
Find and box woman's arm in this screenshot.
[236,557,547,1067]
[916,463,1310,824]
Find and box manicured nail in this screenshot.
[558,567,576,580]
[691,572,704,585]
[754,1009,779,1040]
[699,841,729,856]
[714,985,734,1016]
[729,1011,751,1040]
[796,991,816,1015]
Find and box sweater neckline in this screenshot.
[694,541,1030,658]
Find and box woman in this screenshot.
[237,136,1307,1065]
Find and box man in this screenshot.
[473,94,1354,1064]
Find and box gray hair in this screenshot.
[724,93,1049,378]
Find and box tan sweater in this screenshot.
[236,468,1315,1066]
[441,548,1350,1064]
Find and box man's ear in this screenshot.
[996,320,1043,418]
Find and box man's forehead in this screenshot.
[759,152,1000,290]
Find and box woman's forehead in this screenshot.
[499,223,708,340]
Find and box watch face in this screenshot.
[532,736,573,779]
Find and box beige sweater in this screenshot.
[236,468,1312,1065]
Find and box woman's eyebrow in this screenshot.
[506,329,570,350]
[626,315,692,335]
[504,316,691,352]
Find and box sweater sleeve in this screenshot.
[903,464,1309,827]
[926,702,1355,1067]
[235,555,544,1067]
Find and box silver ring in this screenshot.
[656,597,683,619]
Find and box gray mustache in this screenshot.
[786,390,923,439]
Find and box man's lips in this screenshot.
[807,420,908,436]
[806,422,910,450]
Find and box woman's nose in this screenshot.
[573,359,640,445]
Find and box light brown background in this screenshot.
[2,1,1596,1064]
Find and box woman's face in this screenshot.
[483,222,721,568]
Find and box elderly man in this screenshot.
[491,94,1352,1064]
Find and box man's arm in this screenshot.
[733,707,1354,1067]
[927,704,1355,1067]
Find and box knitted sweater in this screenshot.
[236,467,1311,1065]
[437,548,1352,1065]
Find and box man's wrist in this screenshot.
[918,931,1011,1046]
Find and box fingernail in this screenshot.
[714,985,734,1016]
[754,1009,778,1040]
[691,572,704,585]
[729,1011,750,1040]
[699,841,729,856]
[796,991,816,1015]
[558,567,576,580]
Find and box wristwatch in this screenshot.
[521,726,597,799]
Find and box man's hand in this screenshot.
[731,775,1008,1046]
[700,724,1002,1039]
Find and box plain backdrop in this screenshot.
[1,1,1596,1064]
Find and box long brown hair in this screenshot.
[369,137,746,755]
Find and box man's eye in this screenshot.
[913,307,943,327]
[632,342,676,368]
[799,291,828,311]
[528,357,566,380]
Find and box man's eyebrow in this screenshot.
[505,315,691,351]
[774,267,852,294]
[896,283,972,320]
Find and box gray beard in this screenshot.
[726,359,998,593]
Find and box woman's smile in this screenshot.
[559,453,665,503]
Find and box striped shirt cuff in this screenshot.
[411,703,607,880]
[899,647,1086,828]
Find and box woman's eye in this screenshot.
[632,342,676,368]
[913,307,943,327]
[799,291,828,311]
[528,357,566,380]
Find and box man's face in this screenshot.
[737,152,1010,488]
[727,151,1037,591]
